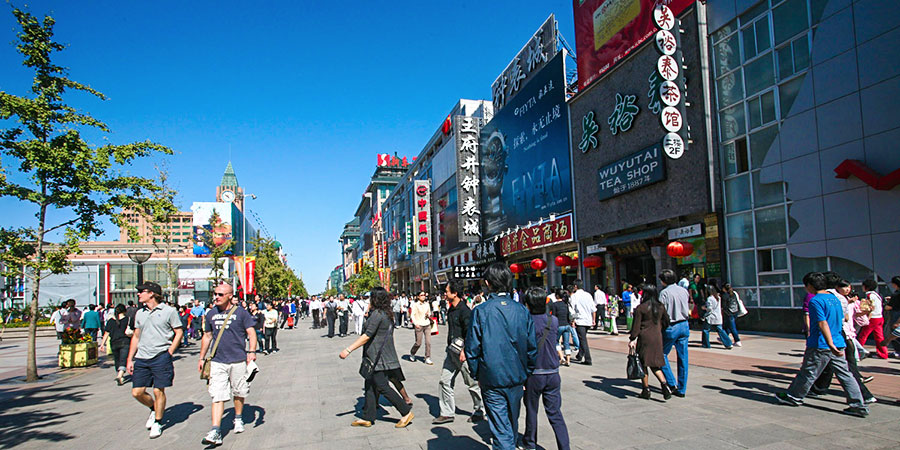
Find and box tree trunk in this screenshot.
[25,203,47,382]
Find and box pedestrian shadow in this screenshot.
[0,384,90,448]
[857,365,900,376]
[778,352,805,358]
[415,393,441,417]
[162,402,203,428]
[702,379,780,404]
[583,376,633,399]
[426,426,489,449]
[243,404,266,427]
[730,365,795,383]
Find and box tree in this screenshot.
[146,162,179,301]
[346,264,381,296]
[0,9,175,382]
[247,235,307,299]
[204,209,234,283]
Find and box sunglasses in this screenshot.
[214,293,229,297]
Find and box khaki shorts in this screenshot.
[208,361,250,402]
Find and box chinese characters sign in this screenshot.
[653,4,688,160]
[498,213,574,257]
[414,180,432,253]
[492,15,558,112]
[455,116,483,243]
[596,143,666,201]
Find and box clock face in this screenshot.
[222,190,235,203]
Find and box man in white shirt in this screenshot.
[351,294,369,335]
[400,294,411,328]
[593,285,608,331]
[569,281,596,365]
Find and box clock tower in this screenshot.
[216,161,245,211]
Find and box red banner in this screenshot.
[246,259,255,295]
[499,214,573,257]
[573,0,694,90]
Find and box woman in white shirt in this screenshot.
[408,292,433,365]
[857,279,888,359]
[263,302,280,354]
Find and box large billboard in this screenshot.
[480,52,571,239]
[191,202,235,256]
[492,15,558,112]
[574,0,694,90]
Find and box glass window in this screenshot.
[723,138,750,176]
[810,0,829,24]
[755,206,787,246]
[714,34,741,77]
[755,16,771,54]
[760,273,790,286]
[740,1,769,25]
[753,170,783,207]
[777,36,809,80]
[737,288,759,307]
[726,212,754,249]
[725,174,752,212]
[745,52,775,96]
[716,69,744,108]
[750,125,779,168]
[719,103,746,141]
[773,0,808,45]
[779,76,804,117]
[712,19,738,44]
[791,255,827,284]
[773,248,788,270]
[742,27,757,61]
[729,250,757,286]
[829,257,875,284]
[760,287,792,306]
[758,247,788,273]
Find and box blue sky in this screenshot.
[0,1,575,292]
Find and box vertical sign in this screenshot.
[414,180,432,253]
[455,116,483,243]
[653,4,689,159]
[492,14,558,112]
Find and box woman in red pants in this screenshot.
[856,279,889,359]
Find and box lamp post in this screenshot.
[127,250,153,288]
[242,194,257,305]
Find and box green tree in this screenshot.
[346,264,381,296]
[204,209,233,283]
[147,162,179,301]
[0,9,175,382]
[247,235,307,299]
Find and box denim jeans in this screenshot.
[482,385,524,450]
[785,348,867,410]
[722,314,741,343]
[557,325,578,354]
[661,321,690,394]
[702,322,733,348]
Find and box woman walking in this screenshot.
[98,304,130,385]
[628,284,672,400]
[857,279,888,359]
[550,289,578,366]
[701,281,733,349]
[721,283,742,347]
[409,291,433,365]
[263,301,279,354]
[340,288,414,428]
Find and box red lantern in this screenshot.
[667,241,684,258]
[554,255,573,274]
[583,255,603,274]
[531,258,546,277]
[680,242,694,257]
[510,263,524,279]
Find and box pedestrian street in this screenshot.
[1,319,898,450]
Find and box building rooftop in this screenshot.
[221,161,239,187]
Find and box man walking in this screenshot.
[199,283,258,445]
[311,297,322,329]
[570,282,596,366]
[127,282,183,439]
[659,269,691,397]
[593,285,607,332]
[325,297,337,338]
[433,281,483,425]
[337,294,350,337]
[465,263,537,450]
[351,294,368,335]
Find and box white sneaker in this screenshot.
[202,429,223,446]
[145,411,156,429]
[234,419,245,433]
[734,341,742,347]
[425,358,434,365]
[149,421,162,439]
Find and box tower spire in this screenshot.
[221,161,239,187]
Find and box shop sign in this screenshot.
[597,143,666,201]
[455,116,483,243]
[414,180,432,253]
[579,111,600,153]
[586,243,607,254]
[491,14,558,112]
[667,224,702,240]
[453,266,483,280]
[474,239,500,265]
[652,4,689,159]
[615,241,649,257]
[498,213,573,257]
[607,93,640,135]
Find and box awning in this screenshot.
[598,227,667,247]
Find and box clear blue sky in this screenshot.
[0,1,575,292]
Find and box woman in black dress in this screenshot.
[98,304,130,385]
[628,284,672,400]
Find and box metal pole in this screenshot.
[137,263,145,286]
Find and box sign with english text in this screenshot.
[597,143,666,201]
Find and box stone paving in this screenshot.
[0,318,898,450]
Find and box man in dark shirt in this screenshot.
[433,281,483,425]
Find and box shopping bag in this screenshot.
[626,351,644,380]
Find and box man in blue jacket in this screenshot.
[465,263,537,450]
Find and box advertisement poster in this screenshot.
[191,202,235,256]
[480,52,572,239]
[573,0,694,90]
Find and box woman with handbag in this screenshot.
[340,288,414,428]
[628,284,672,400]
[721,283,743,347]
[98,304,130,386]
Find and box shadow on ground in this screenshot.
[583,376,634,399]
[427,426,489,449]
[0,383,91,448]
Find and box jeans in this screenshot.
[363,370,411,422]
[575,325,591,363]
[482,385,524,450]
[312,309,320,328]
[785,348,867,410]
[112,345,129,373]
[557,325,577,355]
[523,373,569,450]
[255,329,265,354]
[438,353,482,417]
[890,311,900,353]
[722,314,741,343]
[813,337,873,399]
[702,322,733,348]
[661,321,690,394]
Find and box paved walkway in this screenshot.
[0,318,898,450]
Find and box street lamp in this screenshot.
[242,194,257,304]
[127,250,152,286]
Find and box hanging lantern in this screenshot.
[680,242,694,257]
[554,255,574,274]
[666,241,684,258]
[510,263,524,280]
[531,258,547,277]
[583,255,603,274]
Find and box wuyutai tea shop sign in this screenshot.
[596,143,666,201]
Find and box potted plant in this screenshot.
[58,328,98,368]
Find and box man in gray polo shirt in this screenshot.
[127,281,183,439]
[658,269,692,397]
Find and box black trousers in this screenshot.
[363,371,411,422]
[264,327,277,351]
[312,310,320,328]
[339,314,348,335]
[575,325,591,363]
[326,312,336,337]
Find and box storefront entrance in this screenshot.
[623,254,656,288]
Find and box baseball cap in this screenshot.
[136,282,162,295]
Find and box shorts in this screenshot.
[132,351,175,389]
[209,361,250,402]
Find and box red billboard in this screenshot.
[499,214,573,257]
[573,0,694,90]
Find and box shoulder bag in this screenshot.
[359,321,394,380]
[736,292,748,317]
[626,347,645,380]
[201,306,237,381]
